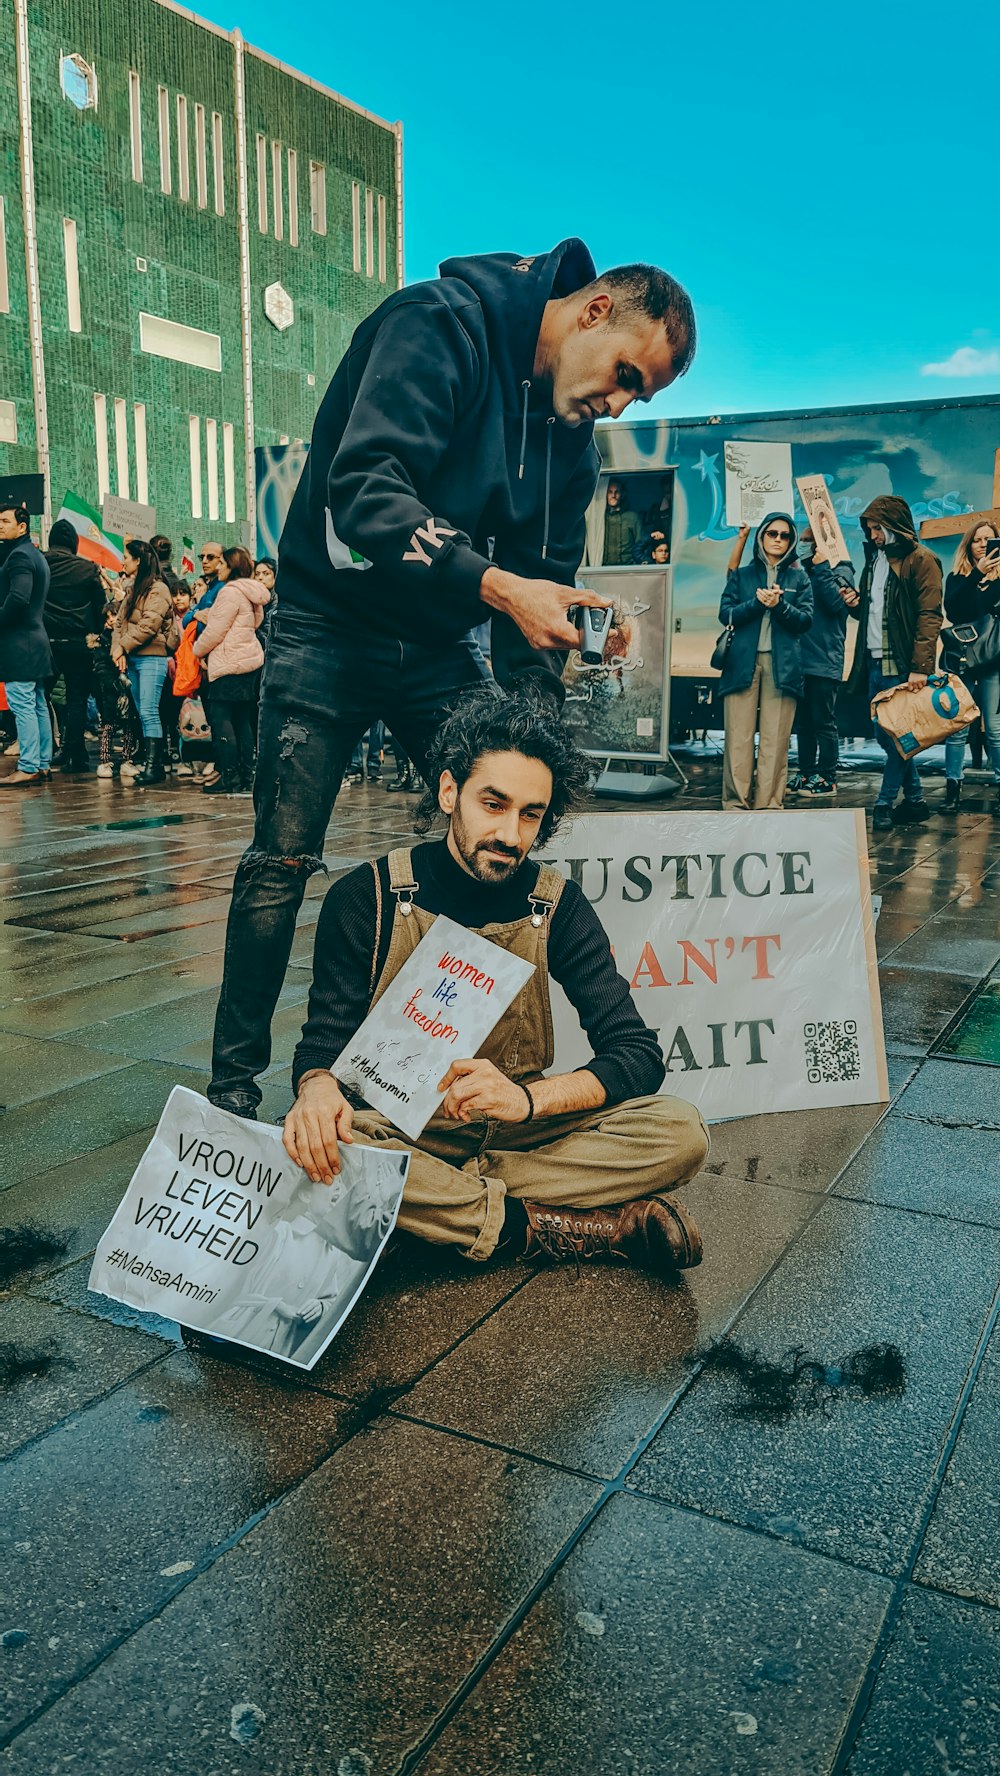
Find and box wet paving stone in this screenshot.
[2,876,228,934]
[877,967,979,1054]
[62,977,306,1066]
[894,1056,1000,1127]
[0,1351,356,1739]
[0,1032,133,1109]
[703,1103,885,1193]
[0,1296,165,1460]
[0,1418,599,1775]
[914,1319,1000,1608]
[0,1129,150,1265]
[1,1062,203,1187]
[28,1252,184,1343]
[833,1113,1000,1227]
[843,1587,1000,1775]
[888,921,1000,977]
[420,1493,892,1776]
[0,954,226,1039]
[401,1174,817,1475]
[630,1199,1000,1576]
[936,978,1000,1064]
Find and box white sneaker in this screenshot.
[201,768,220,786]
[174,761,194,777]
[120,760,140,780]
[96,762,115,779]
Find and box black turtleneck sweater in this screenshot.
[292,839,664,1106]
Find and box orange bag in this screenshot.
[172,620,202,698]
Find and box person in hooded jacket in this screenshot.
[717,513,813,810]
[193,545,270,795]
[846,496,943,831]
[787,528,857,799]
[208,242,697,1118]
[941,519,1000,813]
[0,501,53,789]
[42,519,106,772]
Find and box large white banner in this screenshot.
[724,439,794,528]
[545,810,887,1121]
[89,1088,408,1370]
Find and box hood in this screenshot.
[228,576,270,607]
[860,496,917,554]
[752,511,799,575]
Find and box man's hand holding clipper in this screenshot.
[481,566,612,653]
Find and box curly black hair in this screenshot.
[413,685,592,847]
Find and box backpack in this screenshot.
[172,619,202,697]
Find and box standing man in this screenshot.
[43,519,106,773]
[0,502,53,790]
[601,478,642,565]
[209,241,696,1116]
[788,528,857,800]
[847,497,943,831]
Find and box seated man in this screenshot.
[283,687,709,1275]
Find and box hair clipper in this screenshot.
[568,602,613,665]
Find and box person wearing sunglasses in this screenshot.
[716,512,813,809]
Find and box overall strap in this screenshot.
[527,863,566,926]
[386,847,419,916]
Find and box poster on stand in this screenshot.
[89,1087,408,1370]
[724,440,794,529]
[543,810,888,1121]
[562,566,671,762]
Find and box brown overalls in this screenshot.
[347,849,709,1261]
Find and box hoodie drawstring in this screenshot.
[518,380,530,481]
[542,418,554,561]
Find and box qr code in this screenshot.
[803,1020,861,1084]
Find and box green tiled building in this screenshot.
[0,0,402,547]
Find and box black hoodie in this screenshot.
[276,240,601,689]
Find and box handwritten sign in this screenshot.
[89,1087,408,1370]
[725,440,794,529]
[332,915,535,1140]
[796,474,850,563]
[545,811,887,1120]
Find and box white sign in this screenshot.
[333,915,535,1140]
[545,811,887,1121]
[89,1087,408,1371]
[102,495,157,539]
[796,474,851,563]
[724,440,794,529]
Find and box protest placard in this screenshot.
[89,1087,408,1370]
[332,914,535,1140]
[544,810,887,1120]
[796,474,850,563]
[724,440,794,529]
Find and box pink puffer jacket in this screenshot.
[192,578,270,680]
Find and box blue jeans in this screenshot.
[126,655,170,738]
[209,609,492,1105]
[869,663,921,806]
[944,668,1000,784]
[5,680,53,775]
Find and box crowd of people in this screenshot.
[717,501,1000,827]
[0,517,420,795]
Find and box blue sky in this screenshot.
[209,0,1000,420]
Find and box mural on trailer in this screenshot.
[255,445,310,561]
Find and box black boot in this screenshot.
[134,737,166,786]
[203,769,240,794]
[944,779,962,813]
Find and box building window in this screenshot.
[222,422,236,523]
[377,193,386,284]
[176,94,190,201]
[205,417,219,522]
[189,415,202,519]
[157,86,171,194]
[94,393,110,504]
[0,197,11,315]
[139,312,222,372]
[351,181,361,272]
[365,187,374,278]
[194,104,208,209]
[134,403,148,504]
[212,112,225,215]
[113,397,129,498]
[287,149,298,248]
[63,218,82,332]
[309,161,326,236]
[128,73,143,182]
[60,53,98,112]
[271,140,283,240]
[256,133,267,234]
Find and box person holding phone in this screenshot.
[941,519,1000,813]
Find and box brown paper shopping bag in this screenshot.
[871,673,979,760]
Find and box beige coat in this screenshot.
[193,577,270,680]
[112,578,174,657]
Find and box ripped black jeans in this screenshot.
[209,608,490,1108]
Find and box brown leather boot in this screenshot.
[522,1194,702,1276]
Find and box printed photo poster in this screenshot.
[724,440,794,529]
[89,1087,409,1371]
[562,567,671,761]
[332,915,535,1140]
[796,474,851,563]
[543,810,888,1121]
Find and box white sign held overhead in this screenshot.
[89,1087,408,1371]
[101,495,157,540]
[333,915,535,1141]
[724,440,794,529]
[545,810,887,1121]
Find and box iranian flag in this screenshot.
[180,536,195,574]
[55,491,124,571]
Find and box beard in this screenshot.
[451,806,524,883]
